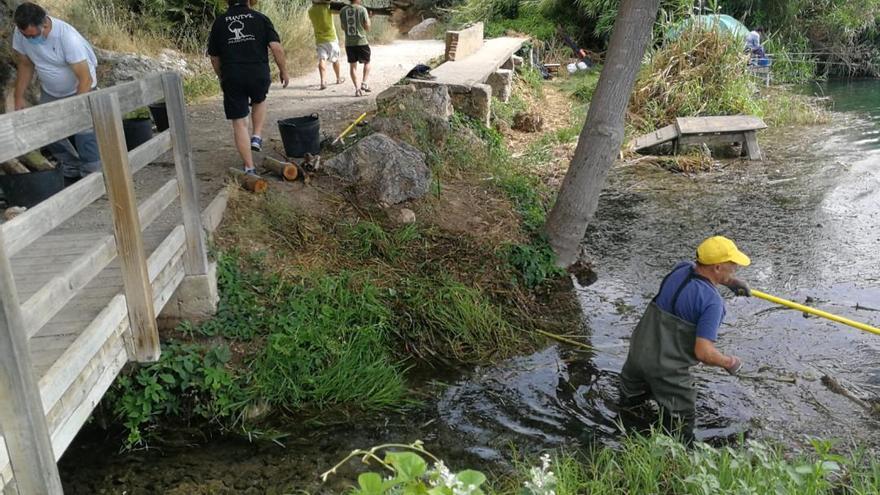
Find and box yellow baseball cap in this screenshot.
[696,236,751,266]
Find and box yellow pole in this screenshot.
[332,112,368,145]
[751,289,880,337]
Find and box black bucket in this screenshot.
[278,114,320,158]
[122,117,154,151]
[149,102,169,132]
[0,168,64,208]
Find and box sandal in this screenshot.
[355,89,364,97]
[337,77,346,84]
[360,83,371,93]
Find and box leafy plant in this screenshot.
[321,441,488,495]
[108,341,247,448]
[506,239,564,288]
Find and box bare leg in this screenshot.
[318,59,327,89]
[333,59,343,84]
[362,62,371,89]
[232,118,254,169]
[350,63,360,94]
[251,100,267,140]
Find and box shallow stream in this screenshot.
[60,81,880,493]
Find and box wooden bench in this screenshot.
[631,115,768,161]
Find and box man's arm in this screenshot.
[363,7,372,32]
[269,42,289,88]
[210,56,222,78]
[14,51,35,110]
[70,60,93,95]
[694,337,740,373]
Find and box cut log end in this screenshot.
[262,156,300,181]
[228,168,269,193]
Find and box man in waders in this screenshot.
[619,236,751,444]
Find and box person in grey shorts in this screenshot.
[308,0,344,90]
[12,2,101,184]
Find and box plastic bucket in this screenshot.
[278,114,320,158]
[122,117,154,151]
[149,102,169,132]
[757,57,771,67]
[0,168,64,208]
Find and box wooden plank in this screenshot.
[677,133,746,147]
[630,124,679,151]
[743,130,762,160]
[675,115,767,135]
[37,295,127,414]
[89,91,159,363]
[129,130,172,174]
[162,73,210,277]
[0,74,165,164]
[0,232,63,494]
[1,173,105,258]
[201,188,229,235]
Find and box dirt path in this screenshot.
[185,39,445,205]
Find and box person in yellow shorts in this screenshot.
[307,0,344,90]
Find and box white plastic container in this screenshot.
[567,63,577,74]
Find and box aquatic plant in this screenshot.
[322,440,488,495]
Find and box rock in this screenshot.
[370,114,449,147]
[376,84,453,120]
[487,68,513,102]
[2,206,27,221]
[450,84,492,126]
[407,18,438,40]
[324,133,431,205]
[95,48,194,88]
[513,112,544,132]
[392,208,417,224]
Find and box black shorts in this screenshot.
[221,64,271,120]
[346,45,371,64]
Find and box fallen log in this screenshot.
[19,150,54,171]
[262,156,299,181]
[228,168,268,193]
[1,159,30,175]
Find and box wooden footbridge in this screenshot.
[0,73,220,494]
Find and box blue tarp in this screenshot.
[666,14,750,40]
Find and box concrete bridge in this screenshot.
[0,73,221,494]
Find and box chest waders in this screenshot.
[619,271,710,443]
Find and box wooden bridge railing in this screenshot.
[0,72,209,494]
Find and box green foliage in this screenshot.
[183,71,221,103]
[398,276,523,363]
[563,70,601,103]
[505,238,564,289]
[345,221,421,263]
[109,342,247,448]
[249,272,407,410]
[118,0,224,33]
[322,441,488,495]
[508,434,880,494]
[483,6,556,40]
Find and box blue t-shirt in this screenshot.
[653,261,725,341]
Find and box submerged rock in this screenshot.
[324,133,431,205]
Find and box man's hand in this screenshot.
[725,278,751,297]
[279,70,289,88]
[14,97,27,111]
[724,355,743,375]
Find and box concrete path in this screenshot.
[185,39,446,203]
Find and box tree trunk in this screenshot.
[544,0,661,267]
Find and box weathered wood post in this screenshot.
[89,92,160,363]
[0,233,64,494]
[158,72,218,327]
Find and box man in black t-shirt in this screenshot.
[207,0,289,174]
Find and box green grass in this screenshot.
[505,434,880,494]
[562,69,601,104]
[397,276,525,363]
[344,220,421,263]
[183,71,221,103]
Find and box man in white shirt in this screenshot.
[12,2,101,183]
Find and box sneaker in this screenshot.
[250,135,262,152]
[244,167,258,176]
[360,83,371,93]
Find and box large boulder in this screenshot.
[376,84,453,120]
[407,18,438,40]
[324,133,431,205]
[95,48,195,88]
[370,114,449,147]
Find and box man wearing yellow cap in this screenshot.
[619,236,751,444]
